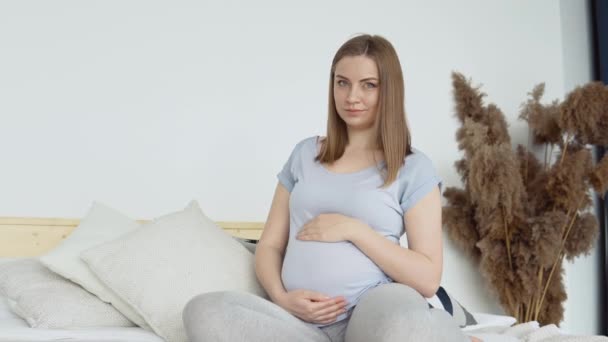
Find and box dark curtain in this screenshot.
[591,0,607,335]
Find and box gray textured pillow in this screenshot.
[0,259,133,328]
[39,201,147,328]
[81,200,266,342]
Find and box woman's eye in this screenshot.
[365,82,377,88]
[336,80,347,86]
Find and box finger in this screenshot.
[313,302,347,317]
[299,232,320,240]
[310,295,345,304]
[310,298,347,311]
[315,308,347,323]
[314,296,345,305]
[316,317,338,325]
[296,230,309,239]
[305,291,330,302]
[310,300,343,313]
[299,234,320,241]
[315,310,347,324]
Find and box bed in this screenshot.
[0,216,263,257]
[0,212,264,342]
[0,211,604,342]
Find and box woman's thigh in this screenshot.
[344,283,469,342]
[182,290,331,342]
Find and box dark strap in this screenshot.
[435,286,453,315]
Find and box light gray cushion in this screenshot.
[0,259,132,328]
[39,202,146,327]
[81,200,267,342]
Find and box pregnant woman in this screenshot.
[183,34,480,342]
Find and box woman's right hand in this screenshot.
[276,289,348,325]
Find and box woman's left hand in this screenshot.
[296,213,362,243]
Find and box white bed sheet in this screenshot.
[1,296,515,342]
[0,258,515,342]
[0,295,517,342]
[0,295,164,342]
[0,328,165,342]
[463,312,519,342]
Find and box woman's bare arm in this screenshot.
[254,182,291,303]
[349,187,443,297]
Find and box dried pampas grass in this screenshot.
[443,72,608,326]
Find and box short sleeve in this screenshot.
[399,152,443,213]
[276,138,306,193]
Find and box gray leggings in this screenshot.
[182,282,470,342]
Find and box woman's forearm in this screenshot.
[349,224,441,298]
[254,244,288,303]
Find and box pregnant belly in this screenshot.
[281,239,388,299]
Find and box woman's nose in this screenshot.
[346,86,361,103]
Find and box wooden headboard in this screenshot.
[0,217,264,257]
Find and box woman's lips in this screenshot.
[346,109,365,116]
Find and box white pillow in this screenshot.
[81,200,266,342]
[0,297,28,328]
[39,202,147,327]
[462,312,517,332]
[0,259,132,328]
[0,258,28,329]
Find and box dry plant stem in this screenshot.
[524,296,534,322]
[526,266,543,322]
[544,145,549,170]
[505,287,518,321]
[529,267,544,322]
[534,205,579,320]
[502,206,513,270]
[526,129,531,185]
[526,209,576,322]
[559,134,570,167]
[518,305,523,323]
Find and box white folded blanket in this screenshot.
[467,321,608,342]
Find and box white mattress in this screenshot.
[462,313,519,342]
[0,255,515,342]
[0,295,164,342]
[0,294,516,342]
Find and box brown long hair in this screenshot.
[315,34,412,188]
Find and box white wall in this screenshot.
[0,0,598,334]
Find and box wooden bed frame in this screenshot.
[0,217,264,257]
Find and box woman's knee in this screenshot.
[345,284,469,342]
[183,292,242,325]
[345,305,435,342]
[182,290,270,325]
[183,291,254,341]
[183,292,222,328]
[344,283,433,341]
[358,282,428,312]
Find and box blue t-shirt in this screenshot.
[277,135,442,327]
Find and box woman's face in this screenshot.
[333,55,380,131]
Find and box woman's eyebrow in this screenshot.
[335,74,379,82]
